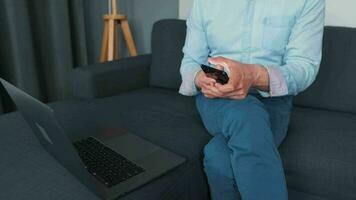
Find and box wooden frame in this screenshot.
[100,0,138,62]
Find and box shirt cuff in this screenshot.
[258,65,289,97]
[179,68,201,96]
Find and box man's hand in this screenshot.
[195,70,224,99]
[208,57,270,99]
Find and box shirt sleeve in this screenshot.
[259,0,325,97]
[179,0,210,96]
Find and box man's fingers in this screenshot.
[229,95,247,100]
[202,84,247,100]
[204,94,216,99]
[216,83,235,93]
[202,84,224,97]
[226,90,248,99]
[201,77,216,86]
[215,83,223,87]
[210,85,224,96]
[223,90,246,98]
[201,81,227,98]
[201,88,217,99]
[214,84,248,98]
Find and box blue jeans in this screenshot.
[196,93,293,200]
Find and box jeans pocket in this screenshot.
[262,16,294,52]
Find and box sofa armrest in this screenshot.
[71,54,151,99]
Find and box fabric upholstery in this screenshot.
[288,189,326,200]
[150,19,187,90]
[294,27,356,113]
[280,106,356,200]
[71,55,151,99]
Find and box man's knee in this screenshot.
[222,96,276,153]
[203,135,234,179]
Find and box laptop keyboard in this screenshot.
[73,137,145,187]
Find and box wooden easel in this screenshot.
[100,0,138,62]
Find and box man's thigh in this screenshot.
[196,93,293,146]
[195,93,267,136]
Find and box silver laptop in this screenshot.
[0,78,185,200]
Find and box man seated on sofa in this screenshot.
[179,0,325,199]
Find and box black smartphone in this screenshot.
[201,64,229,85]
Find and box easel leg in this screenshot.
[121,20,138,57]
[114,23,120,59]
[107,19,115,61]
[100,20,109,62]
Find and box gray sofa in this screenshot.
[0,19,355,200]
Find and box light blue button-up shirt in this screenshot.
[179,0,325,97]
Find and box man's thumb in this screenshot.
[208,57,220,65]
[214,65,224,71]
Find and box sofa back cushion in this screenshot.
[149,19,186,90]
[294,27,356,113]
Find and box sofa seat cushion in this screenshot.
[280,107,356,200]
[52,88,210,163]
[0,88,211,200]
[288,189,326,200]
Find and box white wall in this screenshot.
[325,0,356,27]
[179,0,193,20]
[179,0,356,27]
